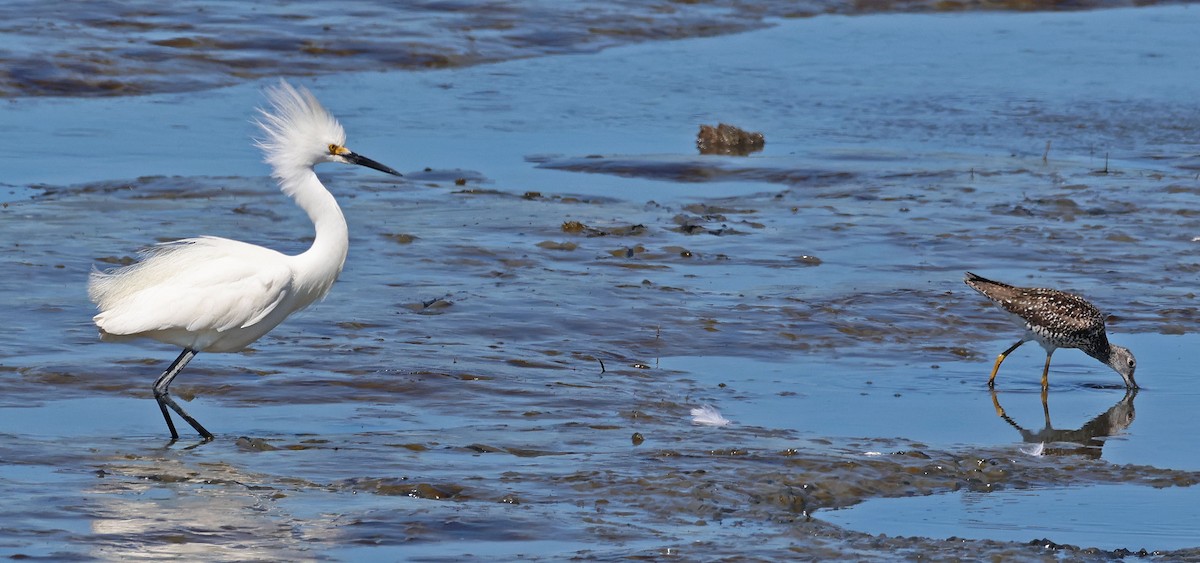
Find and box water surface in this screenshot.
[3,4,1200,560]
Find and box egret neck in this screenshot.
[284,167,348,305]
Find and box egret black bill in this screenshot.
[346,151,402,176]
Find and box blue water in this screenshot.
[821,484,1200,551]
[3,4,1200,560]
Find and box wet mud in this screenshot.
[4,3,1200,560]
[7,142,1200,558]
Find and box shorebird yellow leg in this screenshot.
[1041,386,1051,424]
[1041,353,1053,391]
[989,340,1026,388]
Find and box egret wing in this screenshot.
[92,238,295,336]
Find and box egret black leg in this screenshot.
[152,348,214,441]
[156,393,179,439]
[988,339,1027,388]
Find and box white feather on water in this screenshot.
[1019,442,1046,457]
[690,404,731,427]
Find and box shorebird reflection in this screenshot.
[991,389,1137,459]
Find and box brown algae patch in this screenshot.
[696,123,765,156]
[561,220,647,237]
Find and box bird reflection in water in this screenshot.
[991,389,1137,459]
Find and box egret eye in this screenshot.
[328,144,340,155]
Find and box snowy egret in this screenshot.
[88,80,401,441]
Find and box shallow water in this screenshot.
[4,3,1200,560]
[822,483,1200,552]
[0,0,1164,98]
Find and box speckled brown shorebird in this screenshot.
[964,272,1137,390]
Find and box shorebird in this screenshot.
[964,272,1137,390]
[88,81,401,441]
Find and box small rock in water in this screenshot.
[235,436,278,451]
[696,123,765,156]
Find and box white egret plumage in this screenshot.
[88,80,401,441]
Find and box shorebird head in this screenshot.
[1107,344,1137,389]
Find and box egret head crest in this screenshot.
[254,80,347,178]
